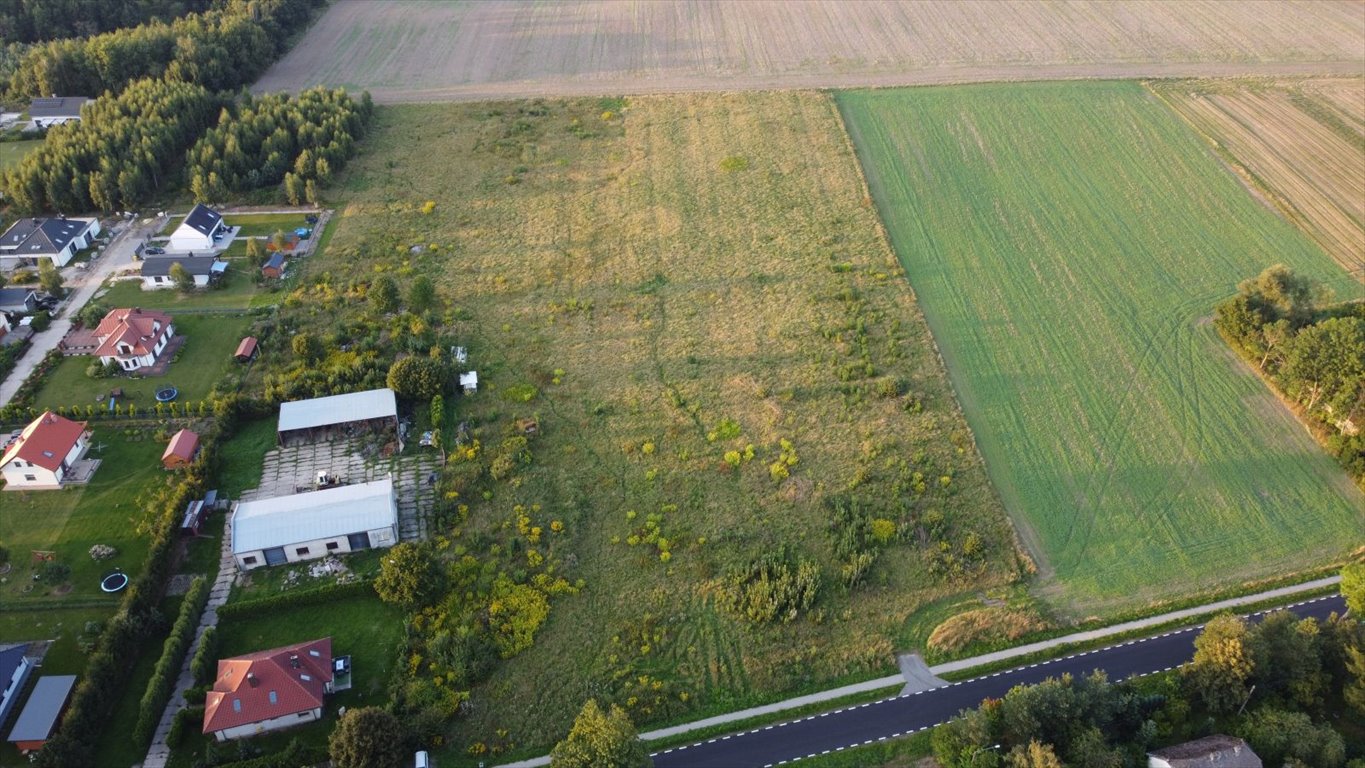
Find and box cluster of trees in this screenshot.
[550,700,652,768]
[0,0,210,45]
[3,76,218,212]
[187,86,373,202]
[7,0,322,97]
[714,545,821,624]
[1214,265,1365,481]
[933,566,1365,768]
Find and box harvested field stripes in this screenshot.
[1152,78,1365,278]
[837,81,1365,613]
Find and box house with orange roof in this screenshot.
[93,307,175,372]
[0,412,91,490]
[203,638,340,741]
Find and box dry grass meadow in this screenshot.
[309,91,1026,750]
[256,0,1365,102]
[1152,77,1365,279]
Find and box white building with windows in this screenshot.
[0,411,90,490]
[0,216,100,270]
[168,204,227,252]
[231,478,398,570]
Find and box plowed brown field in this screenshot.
[1153,78,1365,277]
[255,0,1365,103]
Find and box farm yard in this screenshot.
[297,91,1025,753]
[837,81,1365,614]
[254,0,1365,103]
[1151,77,1365,278]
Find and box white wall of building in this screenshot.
[211,707,321,742]
[235,525,396,571]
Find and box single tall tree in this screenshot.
[1184,613,1253,714]
[39,260,64,297]
[328,707,406,768]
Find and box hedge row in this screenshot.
[190,625,218,688]
[1,348,61,416]
[29,398,253,768]
[210,739,325,768]
[216,578,373,620]
[133,575,211,746]
[166,704,205,749]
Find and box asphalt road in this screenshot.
[653,594,1345,768]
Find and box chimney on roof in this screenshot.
[247,672,258,687]
[290,655,300,669]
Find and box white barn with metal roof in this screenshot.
[232,478,398,570]
[277,387,399,446]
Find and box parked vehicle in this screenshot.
[305,214,319,224]
[143,246,165,255]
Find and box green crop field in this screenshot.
[837,82,1365,613]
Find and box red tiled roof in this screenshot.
[162,429,199,463]
[0,411,87,472]
[203,638,332,734]
[93,308,172,359]
[234,337,258,359]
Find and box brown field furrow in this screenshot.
[1153,78,1365,277]
[254,0,1365,102]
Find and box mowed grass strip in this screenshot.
[837,82,1365,613]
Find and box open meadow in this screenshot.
[837,81,1365,614]
[296,91,1025,752]
[255,0,1365,103]
[1150,77,1365,279]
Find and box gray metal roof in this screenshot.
[28,97,87,119]
[179,204,223,236]
[141,257,223,278]
[232,478,397,555]
[7,675,75,743]
[277,388,397,434]
[0,217,95,256]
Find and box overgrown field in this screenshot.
[255,0,1365,102]
[837,82,1365,614]
[1151,77,1365,277]
[299,92,1023,750]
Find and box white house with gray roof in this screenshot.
[28,96,87,128]
[168,204,227,252]
[0,216,100,270]
[231,478,398,569]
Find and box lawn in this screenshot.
[99,269,261,312]
[836,81,1365,614]
[30,313,254,409]
[168,593,404,768]
[0,426,167,606]
[300,92,1023,753]
[0,139,42,172]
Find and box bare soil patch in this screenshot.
[256,1,1365,103]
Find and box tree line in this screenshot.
[1214,265,1365,482]
[2,77,219,212]
[187,86,373,203]
[0,0,210,46]
[933,565,1365,767]
[7,0,321,98]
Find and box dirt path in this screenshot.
[255,0,1364,104]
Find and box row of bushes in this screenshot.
[189,625,218,688]
[134,575,210,747]
[0,347,61,416]
[215,578,373,620]
[165,704,205,749]
[31,399,246,767]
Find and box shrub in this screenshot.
[714,547,820,624]
[133,576,210,746]
[719,155,749,172]
[387,356,445,400]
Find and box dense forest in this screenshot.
[7,0,322,97]
[0,0,210,45]
[1214,266,1365,483]
[3,77,218,212]
[186,87,373,202]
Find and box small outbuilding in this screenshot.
[0,645,34,728]
[1148,735,1262,768]
[261,251,285,278]
[234,336,258,363]
[276,388,399,447]
[0,288,38,314]
[6,675,76,754]
[162,428,200,470]
[459,371,478,394]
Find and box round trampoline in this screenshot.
[155,386,178,402]
[100,571,129,593]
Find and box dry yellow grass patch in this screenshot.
[927,607,1050,654]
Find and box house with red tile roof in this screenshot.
[203,638,335,741]
[93,307,174,372]
[0,412,90,490]
[161,429,200,470]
